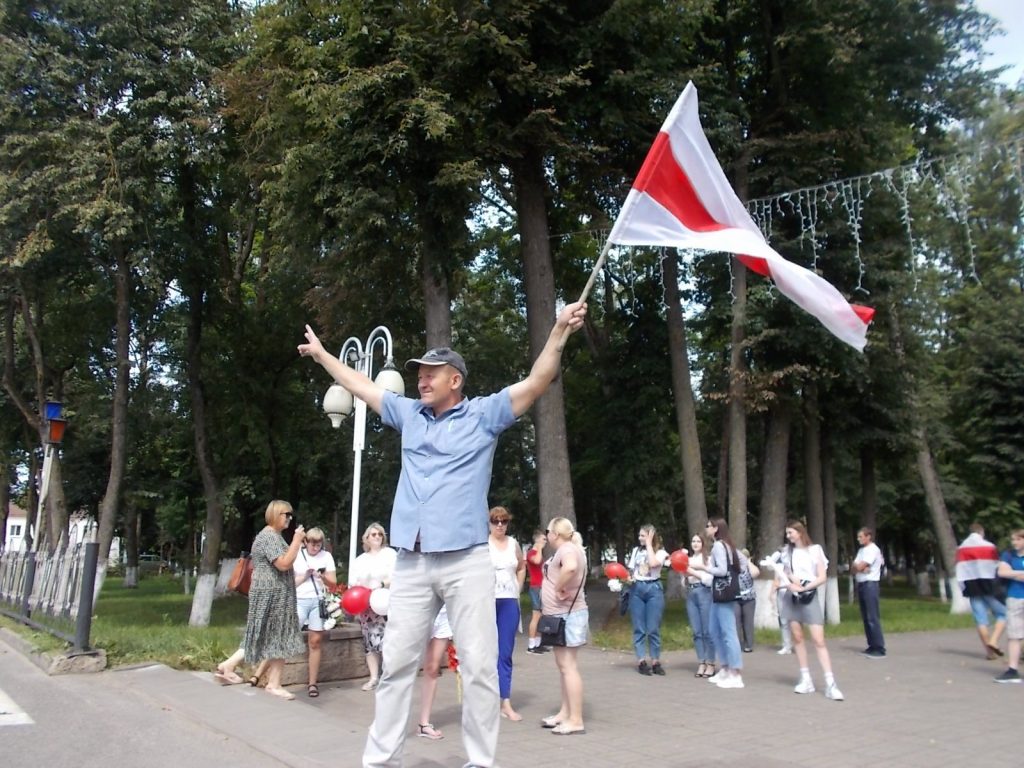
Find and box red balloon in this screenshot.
[342,586,371,615]
[603,562,629,581]
[669,550,690,573]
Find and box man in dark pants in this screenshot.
[852,527,886,658]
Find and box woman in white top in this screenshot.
[627,524,670,675]
[349,521,397,691]
[684,532,715,677]
[780,519,844,701]
[292,527,337,697]
[489,505,526,721]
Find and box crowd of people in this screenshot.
[206,306,1021,768]
[213,499,1022,768]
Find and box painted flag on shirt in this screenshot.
[607,82,873,351]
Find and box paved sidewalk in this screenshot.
[77,608,1020,768]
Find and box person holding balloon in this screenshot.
[349,522,397,691]
[488,505,526,720]
[626,524,670,676]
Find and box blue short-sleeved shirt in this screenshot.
[1001,549,1024,600]
[380,387,517,552]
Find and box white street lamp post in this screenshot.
[322,326,404,581]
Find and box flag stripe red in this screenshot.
[634,133,727,233]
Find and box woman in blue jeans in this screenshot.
[684,532,715,677]
[690,517,747,689]
[627,524,670,675]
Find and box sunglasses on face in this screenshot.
[490,519,508,526]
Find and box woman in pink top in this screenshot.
[539,516,588,736]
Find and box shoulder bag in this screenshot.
[228,552,253,596]
[301,549,330,620]
[538,568,584,647]
[711,546,740,603]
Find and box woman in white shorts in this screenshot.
[539,517,588,736]
[293,527,337,697]
[416,606,453,739]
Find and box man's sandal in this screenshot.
[418,723,443,740]
[307,684,319,698]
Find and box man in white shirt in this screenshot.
[852,527,886,659]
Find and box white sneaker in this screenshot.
[825,683,844,701]
[794,677,815,694]
[706,670,723,684]
[716,674,744,689]
[777,647,793,655]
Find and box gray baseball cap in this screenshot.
[405,347,468,379]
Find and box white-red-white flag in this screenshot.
[608,82,873,351]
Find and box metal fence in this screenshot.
[0,542,99,650]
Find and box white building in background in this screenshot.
[3,503,28,552]
[2,506,115,560]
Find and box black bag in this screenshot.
[318,597,331,620]
[537,614,567,646]
[618,587,631,616]
[791,580,817,605]
[539,560,585,647]
[712,547,740,603]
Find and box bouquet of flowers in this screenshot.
[447,641,462,703]
[321,591,343,630]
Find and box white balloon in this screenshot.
[369,587,390,616]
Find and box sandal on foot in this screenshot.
[307,684,319,698]
[540,715,562,729]
[265,687,295,700]
[361,678,379,691]
[418,723,443,740]
[695,663,707,678]
[213,669,243,685]
[988,644,1004,657]
[247,675,260,687]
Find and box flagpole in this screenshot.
[557,238,613,351]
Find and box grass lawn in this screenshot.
[591,578,976,650]
[1,575,977,670]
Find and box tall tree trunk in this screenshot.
[802,382,824,546]
[889,303,965,612]
[915,426,963,606]
[860,446,878,531]
[97,247,132,575]
[661,250,707,538]
[0,462,8,554]
[727,259,748,548]
[757,398,791,557]
[822,430,840,624]
[716,412,729,517]
[420,243,452,348]
[186,285,225,627]
[3,291,70,553]
[512,149,575,526]
[123,501,139,589]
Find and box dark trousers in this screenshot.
[857,580,886,653]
